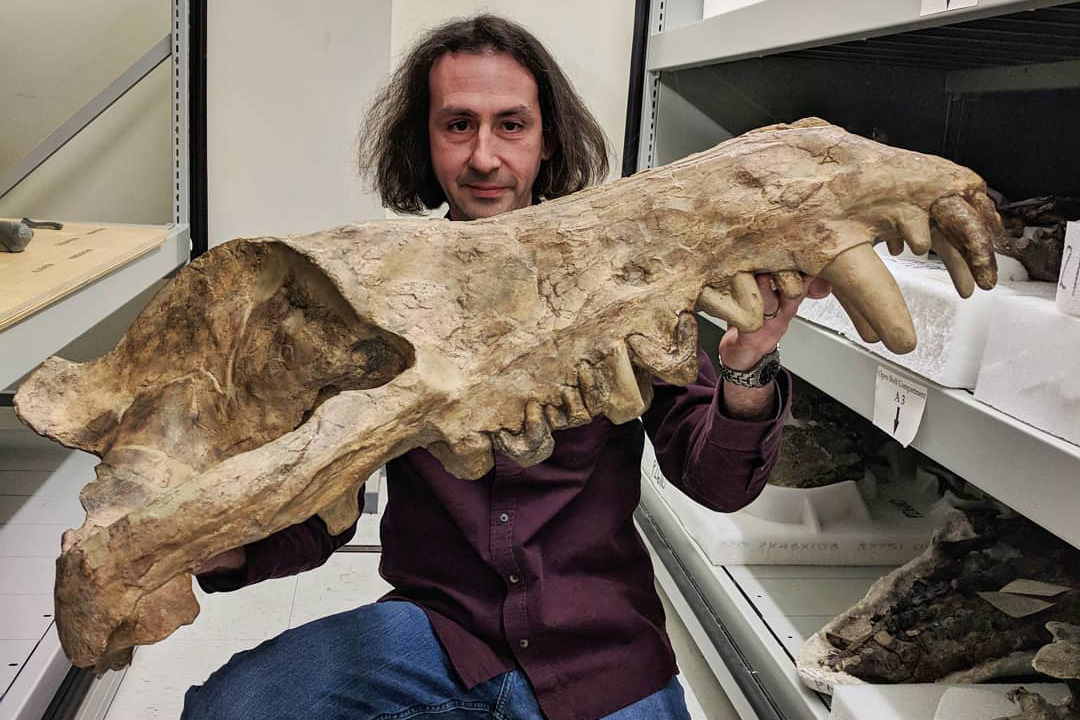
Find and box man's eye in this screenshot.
[503,121,523,132]
[449,121,470,132]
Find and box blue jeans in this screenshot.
[181,601,690,720]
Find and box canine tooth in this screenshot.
[772,270,804,299]
[832,289,880,344]
[819,243,917,354]
[931,195,998,290]
[602,342,648,424]
[427,432,494,480]
[931,228,976,299]
[627,313,699,386]
[696,273,764,333]
[493,400,554,466]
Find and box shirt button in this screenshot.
[498,512,510,524]
[509,574,521,584]
[519,639,530,649]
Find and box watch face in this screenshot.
[757,356,781,386]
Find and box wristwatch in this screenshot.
[718,346,781,389]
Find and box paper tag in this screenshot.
[921,0,978,16]
[650,459,667,490]
[1057,221,1080,317]
[873,367,928,447]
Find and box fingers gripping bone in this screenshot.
[13,119,1002,672]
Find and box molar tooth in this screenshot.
[493,400,554,466]
[600,342,648,425]
[891,205,932,255]
[427,432,494,480]
[696,273,764,333]
[819,244,916,354]
[561,386,592,427]
[544,404,569,430]
[626,313,699,386]
[577,362,609,418]
[771,270,804,299]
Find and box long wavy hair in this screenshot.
[359,14,610,214]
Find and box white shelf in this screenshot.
[0,223,189,392]
[647,0,1062,72]
[702,314,1080,550]
[637,475,889,720]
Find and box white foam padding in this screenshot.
[641,441,953,566]
[830,684,1069,720]
[975,287,1080,447]
[798,250,1043,389]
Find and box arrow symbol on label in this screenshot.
[894,406,901,434]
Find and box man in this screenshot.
[184,14,828,720]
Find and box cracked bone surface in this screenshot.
[13,118,1001,672]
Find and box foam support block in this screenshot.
[797,251,1040,389]
[641,441,952,566]
[975,288,1080,447]
[829,684,1070,720]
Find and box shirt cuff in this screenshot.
[705,368,791,453]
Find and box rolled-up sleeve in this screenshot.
[642,348,791,512]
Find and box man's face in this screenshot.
[428,51,552,220]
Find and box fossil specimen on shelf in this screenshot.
[993,195,1079,282]
[798,510,1080,695]
[14,118,1002,672]
[769,377,879,489]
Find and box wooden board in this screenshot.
[0,220,169,331]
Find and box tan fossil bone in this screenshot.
[14,118,1001,672]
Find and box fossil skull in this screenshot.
[14,118,1002,672]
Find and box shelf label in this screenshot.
[921,0,978,16]
[873,367,928,448]
[1057,221,1080,318]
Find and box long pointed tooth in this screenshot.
[493,400,554,467]
[931,195,998,290]
[427,432,494,480]
[892,205,932,255]
[696,273,763,333]
[931,228,975,299]
[832,288,880,344]
[772,270,804,299]
[819,244,916,354]
[627,313,700,386]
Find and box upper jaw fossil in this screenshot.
[13,118,1001,672]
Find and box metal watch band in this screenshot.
[718,346,781,389]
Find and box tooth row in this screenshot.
[427,315,701,473]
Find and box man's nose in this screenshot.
[468,126,502,175]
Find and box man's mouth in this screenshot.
[466,184,509,198]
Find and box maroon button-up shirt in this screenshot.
[199,351,790,720]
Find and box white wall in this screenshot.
[206,0,393,247]
[390,1,636,183]
[0,0,171,224]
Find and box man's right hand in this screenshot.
[196,547,246,575]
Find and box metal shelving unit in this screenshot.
[0,1,193,717]
[628,1,1080,718]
